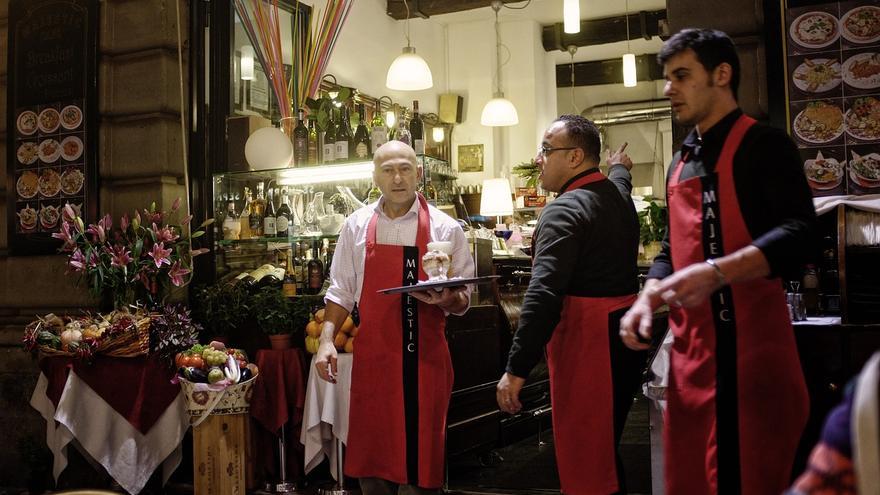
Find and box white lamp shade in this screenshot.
[245,127,293,170]
[623,53,637,87]
[432,126,445,143]
[481,94,519,127]
[480,178,514,217]
[240,45,255,81]
[386,47,433,91]
[564,0,580,34]
[386,110,396,128]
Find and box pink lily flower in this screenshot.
[98,214,112,231]
[171,197,181,212]
[69,249,87,272]
[120,214,130,232]
[153,223,179,243]
[106,245,132,268]
[62,204,77,223]
[168,261,192,287]
[51,222,77,252]
[86,224,106,243]
[148,242,172,268]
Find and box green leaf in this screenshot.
[336,87,352,102]
[191,231,205,238]
[198,218,215,228]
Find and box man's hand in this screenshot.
[409,286,467,313]
[620,279,662,350]
[496,372,526,414]
[654,261,724,309]
[606,142,633,171]
[315,340,338,383]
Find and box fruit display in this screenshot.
[303,307,358,354]
[176,341,258,386]
[23,309,151,359]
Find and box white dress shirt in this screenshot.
[324,197,475,314]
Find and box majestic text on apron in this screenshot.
[345,194,452,489]
[664,115,809,495]
[544,171,644,494]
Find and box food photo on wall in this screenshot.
[801,147,847,196]
[845,144,880,193]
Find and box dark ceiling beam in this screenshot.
[556,53,664,87]
[542,10,668,52]
[386,0,526,20]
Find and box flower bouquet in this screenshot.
[52,198,212,309]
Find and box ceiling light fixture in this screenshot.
[563,0,580,34]
[386,0,433,91]
[481,1,519,127]
[622,0,637,87]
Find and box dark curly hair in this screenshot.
[658,28,740,100]
[553,114,601,165]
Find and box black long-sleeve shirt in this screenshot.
[646,109,817,281]
[506,165,640,378]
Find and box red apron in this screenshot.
[345,194,452,489]
[544,171,639,494]
[664,115,809,494]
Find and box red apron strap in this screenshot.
[669,151,690,185]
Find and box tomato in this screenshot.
[175,353,185,368]
[190,355,205,370]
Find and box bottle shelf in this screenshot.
[218,234,339,247]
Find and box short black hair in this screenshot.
[658,28,740,99]
[553,114,601,164]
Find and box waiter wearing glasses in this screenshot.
[496,115,647,494]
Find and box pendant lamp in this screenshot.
[481,1,518,127]
[386,0,433,91]
[622,0,637,87]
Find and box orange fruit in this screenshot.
[343,337,354,353]
[305,319,321,338]
[340,316,355,334]
[334,331,347,349]
[305,336,320,354]
[349,325,359,337]
[314,308,325,324]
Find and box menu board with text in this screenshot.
[784,0,880,197]
[6,0,98,255]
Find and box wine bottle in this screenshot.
[240,186,253,239]
[263,187,277,237]
[293,109,309,166]
[307,118,319,165]
[323,110,337,164]
[335,106,352,162]
[354,104,371,159]
[370,106,388,154]
[282,251,297,298]
[306,240,325,295]
[410,100,425,155]
[222,201,241,240]
[396,111,411,147]
[276,188,291,237]
[250,182,266,237]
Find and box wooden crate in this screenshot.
[193,413,251,495]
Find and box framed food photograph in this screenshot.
[458,144,484,173]
[777,0,880,198]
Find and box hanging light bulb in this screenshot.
[563,0,580,34]
[481,1,518,127]
[432,126,445,143]
[386,109,396,128]
[622,0,637,87]
[240,45,255,81]
[386,0,433,91]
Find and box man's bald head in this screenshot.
[373,140,418,169]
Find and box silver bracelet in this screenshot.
[704,258,727,286]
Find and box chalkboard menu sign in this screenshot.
[781,0,880,198]
[6,0,98,255]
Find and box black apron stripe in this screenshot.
[700,175,742,494]
[402,245,420,484]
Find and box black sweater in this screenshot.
[506,165,640,378]
[646,109,818,282]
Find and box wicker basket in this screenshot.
[24,312,152,359]
[178,374,258,427]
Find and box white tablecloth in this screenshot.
[300,353,353,479]
[30,372,189,494]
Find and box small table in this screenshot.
[300,353,354,480]
[30,356,188,495]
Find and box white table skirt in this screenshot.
[30,372,189,494]
[300,353,353,480]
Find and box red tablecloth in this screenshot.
[39,355,180,435]
[249,348,309,482]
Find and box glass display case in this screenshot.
[212,155,457,290]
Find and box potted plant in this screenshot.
[512,159,540,188]
[150,303,201,368]
[250,287,296,349]
[637,196,667,261]
[191,283,249,344]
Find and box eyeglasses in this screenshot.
[537,145,577,157]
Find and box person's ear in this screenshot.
[569,148,584,169]
[714,62,733,88]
